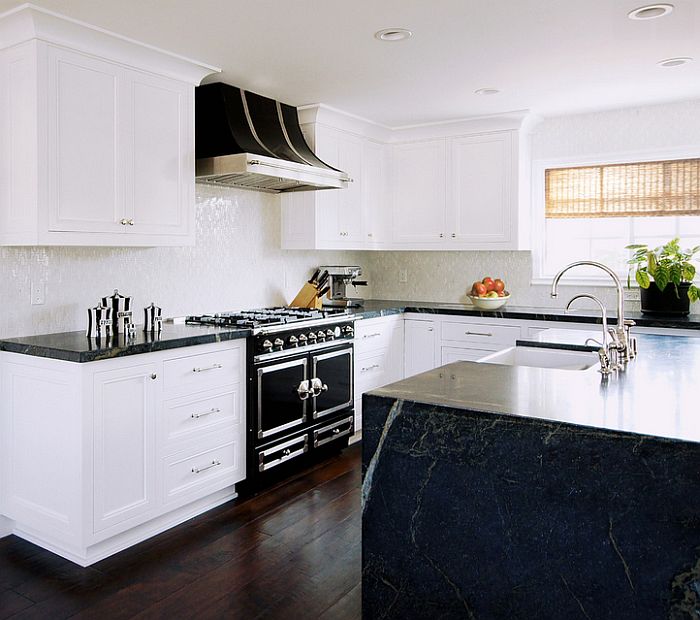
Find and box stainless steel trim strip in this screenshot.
[313,416,354,448]
[257,357,307,439]
[253,338,353,363]
[312,348,354,420]
[253,315,354,336]
[259,435,309,472]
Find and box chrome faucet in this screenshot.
[551,261,637,363]
[565,294,619,375]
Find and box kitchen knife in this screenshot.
[308,268,321,285]
[316,270,329,289]
[317,286,330,298]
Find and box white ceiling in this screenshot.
[2,0,699,126]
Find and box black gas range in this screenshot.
[186,307,356,492]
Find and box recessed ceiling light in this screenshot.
[474,88,500,96]
[628,4,674,20]
[374,28,412,42]
[657,56,693,67]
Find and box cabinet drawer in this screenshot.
[354,317,402,354]
[441,320,520,346]
[161,386,242,449]
[355,347,402,390]
[312,415,354,449]
[441,346,500,364]
[162,438,243,505]
[163,346,242,396]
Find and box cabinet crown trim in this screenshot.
[0,4,220,84]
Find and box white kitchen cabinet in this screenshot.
[404,319,437,378]
[448,132,515,247]
[391,131,518,249]
[0,339,245,566]
[354,315,405,429]
[280,123,389,250]
[391,140,447,246]
[93,363,158,533]
[0,5,215,246]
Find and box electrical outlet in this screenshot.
[623,288,640,302]
[30,279,46,305]
[398,268,408,284]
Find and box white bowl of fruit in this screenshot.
[468,277,510,310]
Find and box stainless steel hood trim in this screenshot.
[195,83,349,193]
[196,153,350,193]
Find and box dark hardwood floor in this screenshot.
[0,443,361,620]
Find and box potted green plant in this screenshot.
[626,238,700,315]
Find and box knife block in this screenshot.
[289,282,323,309]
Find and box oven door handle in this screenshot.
[297,379,312,400]
[310,377,329,397]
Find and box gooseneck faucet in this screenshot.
[565,294,618,375]
[551,261,637,363]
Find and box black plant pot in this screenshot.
[640,282,691,316]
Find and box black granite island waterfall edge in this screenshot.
[361,348,700,618]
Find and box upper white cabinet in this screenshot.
[0,5,217,246]
[281,120,389,250]
[280,105,534,251]
[391,140,447,245]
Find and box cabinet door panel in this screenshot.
[93,363,157,533]
[448,132,513,246]
[337,135,363,242]
[404,319,437,378]
[47,47,123,233]
[392,140,446,244]
[127,71,191,236]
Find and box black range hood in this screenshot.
[195,83,349,193]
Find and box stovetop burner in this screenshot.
[185,306,349,329]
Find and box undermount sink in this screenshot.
[477,346,599,371]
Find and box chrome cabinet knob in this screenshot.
[128,219,135,226]
[120,218,128,225]
[150,373,157,380]
[439,233,444,238]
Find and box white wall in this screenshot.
[0,516,11,537]
[365,99,700,313]
[0,185,366,338]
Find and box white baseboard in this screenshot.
[349,431,362,445]
[12,486,237,566]
[0,515,13,538]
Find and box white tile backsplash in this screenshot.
[0,185,366,338]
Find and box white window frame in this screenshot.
[531,145,700,286]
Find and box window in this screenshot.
[536,156,700,281]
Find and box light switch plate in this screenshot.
[398,269,408,284]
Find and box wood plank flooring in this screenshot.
[0,443,361,620]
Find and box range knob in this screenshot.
[326,329,335,340]
[262,339,273,352]
[342,325,355,336]
[273,337,284,351]
[317,330,326,340]
[307,332,317,343]
[298,333,308,345]
[333,326,341,338]
[287,335,299,348]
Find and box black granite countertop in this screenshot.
[0,324,251,363]
[353,299,700,329]
[3,298,699,363]
[369,332,700,443]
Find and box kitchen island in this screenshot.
[362,333,700,619]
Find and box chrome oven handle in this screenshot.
[297,379,312,400]
[310,377,329,397]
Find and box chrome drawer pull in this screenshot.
[465,331,493,337]
[192,460,221,474]
[192,363,223,373]
[362,332,381,339]
[191,407,221,419]
[360,364,380,372]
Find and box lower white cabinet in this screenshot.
[93,363,158,533]
[0,339,246,566]
[354,315,404,429]
[404,318,437,377]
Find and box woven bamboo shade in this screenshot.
[545,158,700,219]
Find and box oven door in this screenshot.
[311,346,353,420]
[256,356,308,440]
